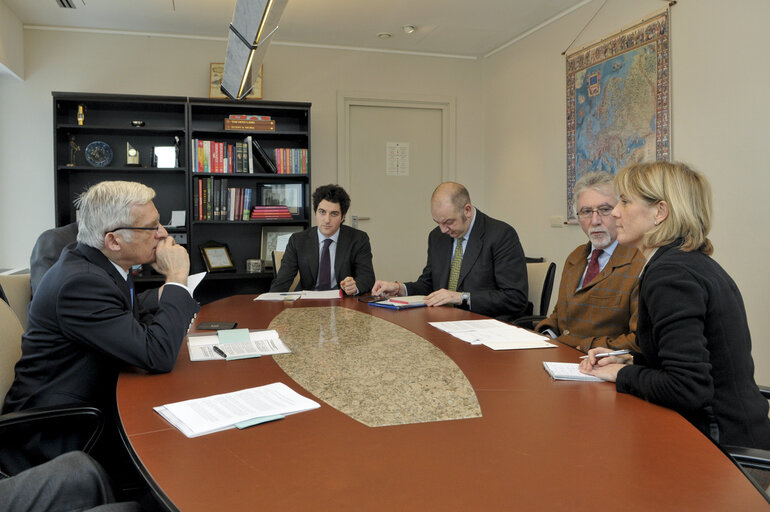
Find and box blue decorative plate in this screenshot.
[84,141,113,167]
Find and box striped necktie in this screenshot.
[447,238,464,291]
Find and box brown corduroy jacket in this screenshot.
[537,242,645,352]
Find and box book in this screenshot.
[224,119,276,131]
[542,362,604,382]
[368,296,427,310]
[252,139,277,173]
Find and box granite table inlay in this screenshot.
[270,307,482,427]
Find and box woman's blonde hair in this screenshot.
[614,161,713,255]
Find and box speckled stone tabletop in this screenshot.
[270,306,482,427]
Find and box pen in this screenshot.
[212,345,228,359]
[279,293,301,296]
[390,299,409,304]
[579,349,630,359]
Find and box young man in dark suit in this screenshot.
[269,184,375,295]
[372,182,528,321]
[2,181,200,485]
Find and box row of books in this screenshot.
[194,178,299,221]
[191,136,308,175]
[274,148,308,175]
[195,177,256,221]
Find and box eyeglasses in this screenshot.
[577,206,614,218]
[106,224,161,235]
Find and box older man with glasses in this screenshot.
[536,172,644,353]
[2,181,199,498]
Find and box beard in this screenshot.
[589,229,612,249]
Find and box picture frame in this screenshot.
[199,241,236,272]
[260,226,304,263]
[260,183,303,215]
[209,62,263,100]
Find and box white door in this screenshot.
[339,96,454,282]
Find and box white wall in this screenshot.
[0,0,24,78]
[0,29,483,268]
[482,0,770,384]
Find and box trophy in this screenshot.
[126,142,140,166]
[67,136,80,167]
[77,105,85,126]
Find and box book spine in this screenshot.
[213,179,220,220]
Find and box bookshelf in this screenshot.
[53,92,311,302]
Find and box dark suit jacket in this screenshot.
[269,225,375,294]
[405,209,528,321]
[2,243,200,468]
[616,241,770,449]
[29,223,78,296]
[537,242,644,352]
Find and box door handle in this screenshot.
[351,215,370,229]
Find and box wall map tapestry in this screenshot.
[565,10,670,220]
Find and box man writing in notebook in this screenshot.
[2,181,200,489]
[270,184,375,295]
[536,171,644,352]
[372,182,528,321]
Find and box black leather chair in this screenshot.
[512,261,556,329]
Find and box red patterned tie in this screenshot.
[583,249,603,286]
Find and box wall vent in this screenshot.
[56,0,77,8]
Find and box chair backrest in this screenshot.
[0,299,23,401]
[525,261,557,317]
[0,273,31,330]
[272,250,300,292]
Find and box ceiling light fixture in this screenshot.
[377,32,392,39]
[402,25,416,35]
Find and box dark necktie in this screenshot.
[583,249,603,286]
[318,238,332,290]
[127,274,135,308]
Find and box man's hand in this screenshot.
[425,288,462,307]
[340,276,358,296]
[152,237,190,285]
[371,280,402,297]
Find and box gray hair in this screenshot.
[572,171,615,215]
[75,181,156,249]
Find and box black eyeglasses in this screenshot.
[106,224,161,235]
[577,206,614,218]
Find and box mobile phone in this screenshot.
[196,321,237,330]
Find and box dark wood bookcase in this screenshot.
[53,92,311,303]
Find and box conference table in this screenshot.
[116,295,767,511]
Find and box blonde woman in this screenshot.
[580,161,770,450]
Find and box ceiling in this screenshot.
[4,0,594,59]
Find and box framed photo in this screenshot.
[260,183,303,215]
[260,225,304,263]
[199,241,236,272]
[209,63,263,100]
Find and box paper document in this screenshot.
[154,382,320,437]
[542,362,604,382]
[254,290,341,301]
[188,329,291,361]
[429,319,555,350]
[187,272,206,293]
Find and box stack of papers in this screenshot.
[154,382,320,437]
[254,290,342,301]
[429,319,556,350]
[188,329,291,361]
[542,362,604,382]
[368,295,426,310]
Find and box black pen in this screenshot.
[212,345,228,359]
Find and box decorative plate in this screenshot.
[84,141,113,167]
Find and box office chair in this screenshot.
[723,385,770,500]
[0,299,103,478]
[512,261,556,330]
[271,250,300,292]
[0,273,31,330]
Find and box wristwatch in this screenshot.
[461,291,470,307]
